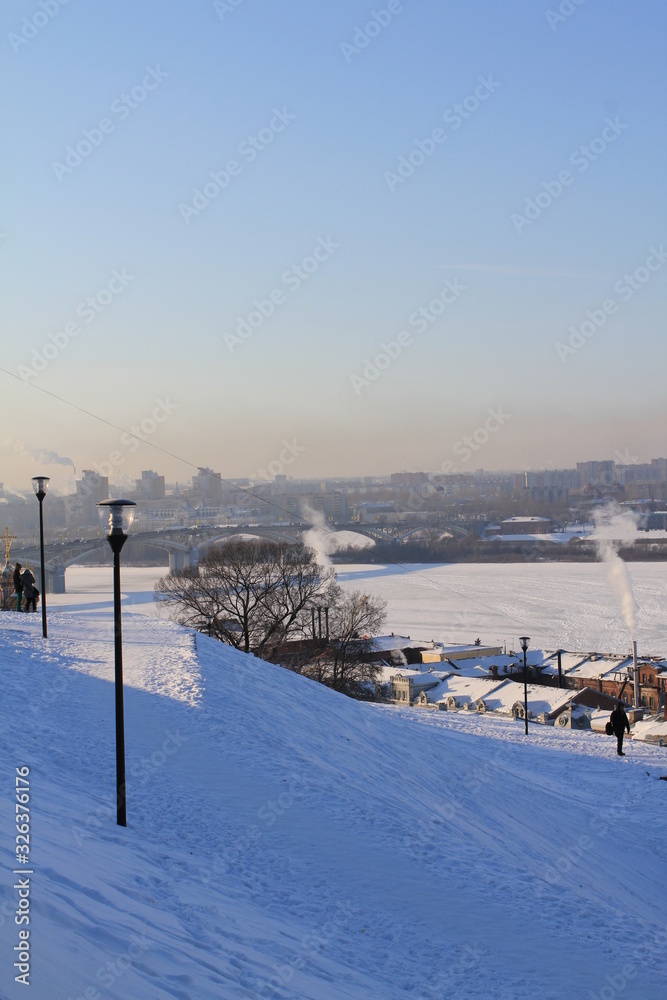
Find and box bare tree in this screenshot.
[300,588,387,695]
[154,539,334,655]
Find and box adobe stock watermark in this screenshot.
[384,75,501,192]
[349,278,466,394]
[545,0,589,32]
[8,0,74,54]
[65,933,151,999]
[446,407,511,469]
[512,117,628,233]
[403,407,511,513]
[202,772,309,888]
[265,901,356,997]
[590,923,667,1000]
[223,236,339,353]
[340,0,414,63]
[179,107,296,223]
[421,944,488,999]
[250,440,306,482]
[72,730,188,846]
[613,448,640,467]
[51,66,168,181]
[213,0,247,20]
[555,245,666,362]
[72,397,179,489]
[16,268,135,380]
[534,797,632,904]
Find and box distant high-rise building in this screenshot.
[391,472,428,486]
[192,467,222,502]
[66,470,109,526]
[576,460,615,486]
[324,490,348,523]
[516,470,577,499]
[135,470,165,500]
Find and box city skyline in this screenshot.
[3,0,665,492]
[3,452,667,500]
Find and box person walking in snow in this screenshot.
[13,562,23,611]
[21,566,37,613]
[610,701,631,756]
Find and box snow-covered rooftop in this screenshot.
[421,675,578,717]
[370,633,439,652]
[502,516,552,523]
[632,719,667,744]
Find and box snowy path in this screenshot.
[1,611,666,998]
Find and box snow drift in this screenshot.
[0,609,665,999]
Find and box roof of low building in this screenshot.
[565,655,632,680]
[370,634,440,652]
[425,675,578,716]
[631,719,667,742]
[393,670,448,690]
[501,516,552,523]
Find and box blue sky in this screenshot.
[2,0,665,490]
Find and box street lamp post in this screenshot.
[519,636,530,736]
[97,499,136,827]
[32,477,50,638]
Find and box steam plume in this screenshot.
[592,503,639,634]
[28,447,76,472]
[302,507,334,568]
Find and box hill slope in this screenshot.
[1,610,665,999]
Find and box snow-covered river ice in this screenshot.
[52,560,666,656]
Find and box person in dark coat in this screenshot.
[610,701,631,756]
[21,567,37,613]
[13,562,23,611]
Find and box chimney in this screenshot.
[632,640,640,709]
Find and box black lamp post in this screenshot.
[32,477,50,638]
[97,499,136,827]
[519,636,530,736]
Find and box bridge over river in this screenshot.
[12,519,470,593]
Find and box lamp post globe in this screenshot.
[97,499,136,827]
[31,476,50,638]
[519,636,530,736]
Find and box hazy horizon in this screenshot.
[4,446,667,499]
[3,0,665,495]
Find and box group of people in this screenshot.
[12,562,39,613]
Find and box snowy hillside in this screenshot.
[1,609,666,999]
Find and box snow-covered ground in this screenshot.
[1,596,666,999]
[53,560,667,657]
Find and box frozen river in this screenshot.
[50,560,666,656]
[335,561,667,656]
